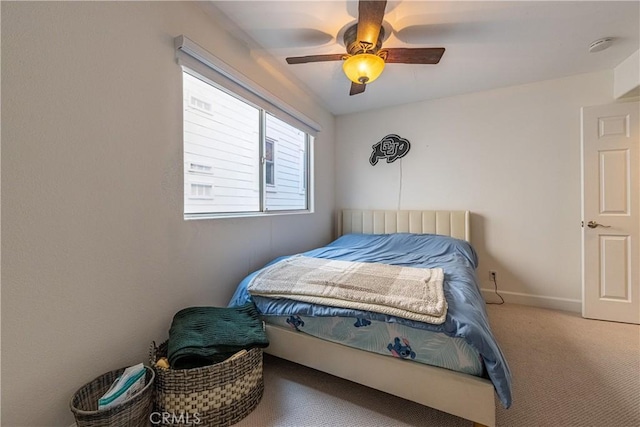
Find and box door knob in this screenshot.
[587,220,611,229]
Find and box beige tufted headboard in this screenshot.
[338,210,471,242]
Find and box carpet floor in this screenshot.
[236,304,640,427]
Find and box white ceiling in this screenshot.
[212,1,640,115]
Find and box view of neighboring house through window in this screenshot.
[264,114,308,211]
[183,70,311,216]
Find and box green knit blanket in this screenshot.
[167,303,269,369]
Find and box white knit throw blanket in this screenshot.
[248,255,447,325]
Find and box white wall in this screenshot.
[335,70,615,311]
[614,49,640,99]
[1,2,335,425]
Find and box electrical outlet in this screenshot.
[489,270,497,280]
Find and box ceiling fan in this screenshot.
[285,0,445,96]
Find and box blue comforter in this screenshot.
[229,233,512,408]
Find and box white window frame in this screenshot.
[298,148,306,195]
[176,35,319,220]
[265,137,276,190]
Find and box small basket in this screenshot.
[150,341,264,427]
[70,366,155,427]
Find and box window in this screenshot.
[189,95,212,114]
[177,35,319,218]
[299,148,306,194]
[189,183,214,199]
[187,162,213,175]
[265,138,275,187]
[182,70,312,216]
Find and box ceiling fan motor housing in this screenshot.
[344,23,385,55]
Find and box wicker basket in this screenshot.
[70,366,155,427]
[150,341,264,427]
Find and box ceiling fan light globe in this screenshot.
[342,54,385,85]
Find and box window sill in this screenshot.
[184,209,314,221]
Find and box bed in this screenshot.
[229,210,511,427]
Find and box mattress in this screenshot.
[264,314,484,376]
[229,232,512,408]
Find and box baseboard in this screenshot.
[481,288,581,313]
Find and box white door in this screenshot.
[582,101,639,324]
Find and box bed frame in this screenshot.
[264,210,495,427]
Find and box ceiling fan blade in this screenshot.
[254,28,334,49]
[383,48,446,64]
[357,0,387,47]
[286,54,346,64]
[349,82,366,96]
